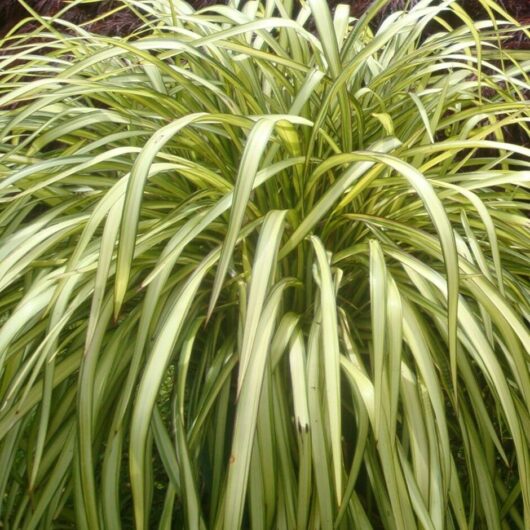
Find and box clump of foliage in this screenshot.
[0,0,529,528]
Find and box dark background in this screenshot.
[1,0,529,43]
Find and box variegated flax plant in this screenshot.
[0,0,529,528]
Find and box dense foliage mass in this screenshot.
[0,0,529,528]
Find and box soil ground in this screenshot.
[1,0,529,41]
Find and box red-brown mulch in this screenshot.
[0,0,141,37]
[0,0,528,45]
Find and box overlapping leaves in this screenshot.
[0,0,529,528]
